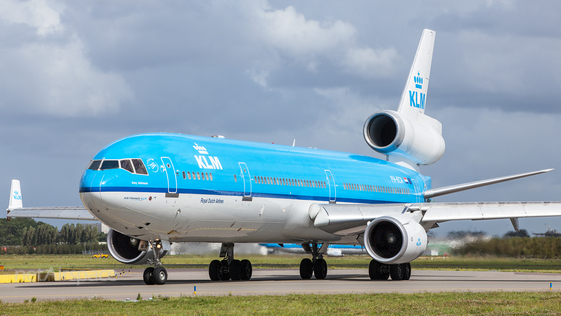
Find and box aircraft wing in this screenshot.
[310,202,561,235]
[6,179,95,221]
[7,206,95,221]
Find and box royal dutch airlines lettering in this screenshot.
[409,72,426,109]
[193,143,223,170]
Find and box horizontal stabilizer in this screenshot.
[424,169,553,200]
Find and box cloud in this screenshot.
[0,0,62,36]
[245,3,401,85]
[0,0,133,117]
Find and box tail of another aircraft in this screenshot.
[8,179,23,210]
[363,29,444,170]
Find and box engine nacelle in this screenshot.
[107,229,166,265]
[363,215,427,264]
[363,110,445,165]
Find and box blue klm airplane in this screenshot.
[7,29,561,285]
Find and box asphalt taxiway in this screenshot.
[1,269,560,303]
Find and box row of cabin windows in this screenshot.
[253,176,326,189]
[88,159,148,175]
[344,183,410,195]
[182,171,213,181]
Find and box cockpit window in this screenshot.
[88,160,101,170]
[89,158,148,175]
[120,159,134,173]
[132,159,148,175]
[100,160,120,170]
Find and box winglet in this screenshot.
[8,179,23,211]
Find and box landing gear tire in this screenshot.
[369,260,381,280]
[209,260,221,281]
[390,264,404,281]
[241,259,252,280]
[152,266,168,285]
[402,263,411,280]
[143,267,155,285]
[369,260,390,280]
[219,260,230,281]
[299,258,313,280]
[229,260,242,281]
[314,258,327,280]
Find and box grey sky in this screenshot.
[1,0,561,237]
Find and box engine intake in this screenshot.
[363,215,427,264]
[363,110,444,165]
[107,229,166,264]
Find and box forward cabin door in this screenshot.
[161,157,178,194]
[238,162,252,201]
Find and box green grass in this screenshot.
[1,292,561,315]
[2,254,561,273]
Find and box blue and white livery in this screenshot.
[7,29,561,285]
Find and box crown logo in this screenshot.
[414,72,423,89]
[193,143,208,154]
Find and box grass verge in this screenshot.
[1,292,561,315]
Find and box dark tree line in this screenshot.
[1,218,107,255]
[455,236,561,258]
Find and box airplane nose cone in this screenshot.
[80,170,102,210]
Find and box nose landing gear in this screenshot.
[143,240,168,285]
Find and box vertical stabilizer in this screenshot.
[8,179,23,210]
[397,29,435,121]
[363,29,444,170]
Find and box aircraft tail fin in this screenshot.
[8,179,23,211]
[397,29,435,119]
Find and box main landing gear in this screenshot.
[208,243,253,281]
[299,242,328,280]
[143,240,168,285]
[368,260,411,281]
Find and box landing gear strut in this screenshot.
[143,240,168,285]
[369,260,411,281]
[299,242,328,280]
[209,243,252,281]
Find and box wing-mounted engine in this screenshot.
[363,110,444,166]
[364,29,444,169]
[107,229,167,264]
[363,215,427,264]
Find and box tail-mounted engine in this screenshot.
[363,215,427,264]
[363,110,445,166]
[107,229,167,264]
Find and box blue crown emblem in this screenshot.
[414,72,423,89]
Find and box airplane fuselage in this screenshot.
[79,133,429,244]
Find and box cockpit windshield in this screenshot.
[87,158,149,175]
